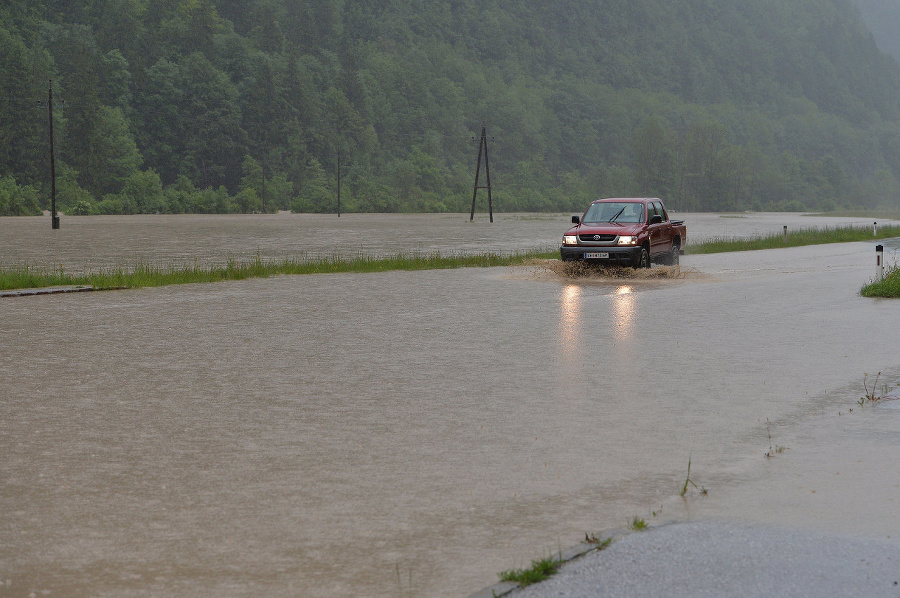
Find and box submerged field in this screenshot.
[684,223,900,254]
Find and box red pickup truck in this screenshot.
[560,197,686,268]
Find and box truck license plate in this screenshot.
[584,252,609,259]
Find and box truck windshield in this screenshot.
[583,202,644,224]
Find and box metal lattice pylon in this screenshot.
[469,122,493,222]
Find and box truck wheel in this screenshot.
[669,244,680,266]
[634,247,650,269]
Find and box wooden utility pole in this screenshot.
[470,122,493,222]
[337,148,341,217]
[49,80,59,229]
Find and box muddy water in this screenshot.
[2,213,900,597]
[0,211,891,272]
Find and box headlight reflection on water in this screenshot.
[559,283,636,361]
[613,285,635,340]
[559,284,582,359]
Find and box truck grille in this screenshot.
[579,234,617,243]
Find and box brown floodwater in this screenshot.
[2,213,899,597]
[0,210,891,271]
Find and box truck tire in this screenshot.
[669,243,680,266]
[634,247,650,269]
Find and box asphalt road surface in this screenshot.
[511,521,900,598]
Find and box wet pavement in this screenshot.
[511,521,900,598]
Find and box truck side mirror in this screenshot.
[650,214,663,225]
[572,215,580,224]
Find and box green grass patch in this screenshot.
[0,250,559,292]
[685,224,900,255]
[860,265,900,298]
[499,555,561,587]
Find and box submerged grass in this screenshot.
[0,251,559,292]
[685,224,900,255]
[679,456,707,496]
[629,517,648,531]
[860,265,900,298]
[5,222,900,293]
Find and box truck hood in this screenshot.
[564,222,643,236]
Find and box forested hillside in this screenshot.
[3,0,900,216]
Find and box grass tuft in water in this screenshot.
[679,455,708,496]
[498,554,562,587]
[764,419,788,458]
[860,265,900,298]
[858,372,886,405]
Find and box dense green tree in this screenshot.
[239,155,293,212]
[291,157,333,213]
[0,25,54,188]
[249,0,287,54]
[88,106,143,196]
[179,53,245,189]
[55,164,95,210]
[41,23,108,194]
[180,0,226,56]
[120,169,166,213]
[0,176,42,216]
[81,0,147,69]
[99,49,133,112]
[162,174,199,213]
[135,57,184,185]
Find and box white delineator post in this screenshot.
[876,244,884,281]
[874,221,878,236]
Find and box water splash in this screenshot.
[535,260,700,280]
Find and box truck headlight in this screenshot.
[617,236,637,245]
[563,235,578,246]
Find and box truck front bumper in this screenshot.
[560,245,642,265]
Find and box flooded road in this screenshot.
[2,213,900,597]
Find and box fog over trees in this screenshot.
[4,0,900,216]
[853,0,900,61]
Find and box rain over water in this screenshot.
[2,212,900,597]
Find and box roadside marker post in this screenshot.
[876,244,884,281]
[874,221,878,236]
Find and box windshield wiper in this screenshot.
[609,206,626,223]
